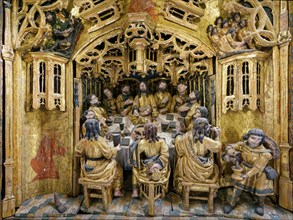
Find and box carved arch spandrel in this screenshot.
[15,0,69,51]
[223,0,277,47]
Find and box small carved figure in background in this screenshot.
[102,88,117,120]
[42,9,82,56]
[116,84,134,117]
[207,13,255,55]
[129,81,158,124]
[131,122,170,197]
[75,118,123,197]
[154,80,172,115]
[171,83,189,114]
[222,128,279,216]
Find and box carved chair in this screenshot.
[133,168,170,216]
[182,181,219,213]
[78,170,116,209]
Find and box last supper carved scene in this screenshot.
[1,0,293,218]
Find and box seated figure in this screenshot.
[171,83,189,114]
[131,122,170,197]
[154,80,172,115]
[75,118,123,197]
[223,128,279,216]
[116,84,134,117]
[129,81,158,124]
[84,94,108,136]
[174,117,221,193]
[184,90,201,128]
[102,88,117,120]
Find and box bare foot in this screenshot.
[132,189,139,198]
[114,190,123,197]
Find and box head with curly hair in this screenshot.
[243,128,265,148]
[143,122,159,143]
[85,118,100,141]
[192,117,210,143]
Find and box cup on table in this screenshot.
[161,121,169,132]
[119,123,124,131]
[112,133,121,147]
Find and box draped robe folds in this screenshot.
[174,131,221,193]
[132,139,170,183]
[75,137,123,190]
[116,94,134,116]
[231,142,274,196]
[129,94,158,124]
[154,91,172,114]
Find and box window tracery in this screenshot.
[220,51,267,114]
[24,53,68,111]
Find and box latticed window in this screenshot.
[54,64,61,94]
[256,62,261,95]
[24,53,68,111]
[242,61,249,95]
[220,52,268,113]
[226,65,234,96]
[39,62,46,93]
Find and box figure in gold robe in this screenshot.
[184,90,201,128]
[171,83,189,114]
[129,81,158,124]
[174,117,221,193]
[102,88,117,120]
[186,106,209,131]
[131,122,170,197]
[154,80,172,114]
[223,129,279,216]
[83,94,108,137]
[75,118,123,196]
[116,84,134,117]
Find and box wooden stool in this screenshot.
[78,178,113,209]
[182,182,219,213]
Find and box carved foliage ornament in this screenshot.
[75,14,214,86]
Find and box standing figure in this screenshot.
[129,81,158,124]
[174,117,221,193]
[171,83,189,114]
[102,88,117,120]
[116,84,134,117]
[75,118,123,197]
[131,122,170,197]
[223,128,279,216]
[154,80,172,114]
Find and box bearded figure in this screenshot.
[174,117,221,193]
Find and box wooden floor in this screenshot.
[13,188,293,219]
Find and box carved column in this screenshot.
[0,0,4,217]
[129,38,149,76]
[278,1,293,211]
[1,0,15,217]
